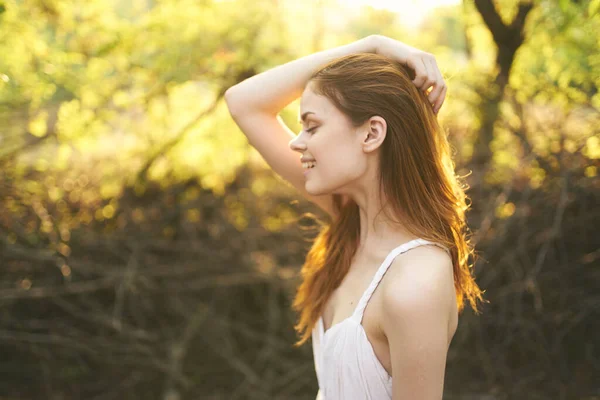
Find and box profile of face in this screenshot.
[289,81,387,197]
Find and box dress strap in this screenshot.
[351,238,449,323]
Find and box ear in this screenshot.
[361,116,387,153]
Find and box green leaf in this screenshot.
[589,0,600,16]
[559,0,569,12]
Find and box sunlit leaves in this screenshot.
[224,194,249,231]
[510,1,599,110]
[261,204,296,232]
[56,99,100,141]
[584,136,600,159]
[590,0,600,16]
[28,110,49,137]
[495,201,516,219]
[0,0,597,245]
[584,165,597,177]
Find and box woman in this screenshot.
[225,35,484,400]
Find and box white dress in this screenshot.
[311,238,450,400]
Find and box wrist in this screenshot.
[374,35,412,64]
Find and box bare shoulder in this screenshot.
[377,244,456,396]
[380,244,454,319]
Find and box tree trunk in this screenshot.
[471,0,534,167]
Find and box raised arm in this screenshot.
[225,35,378,117]
[224,36,379,219]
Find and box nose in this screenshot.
[289,132,307,153]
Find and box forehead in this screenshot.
[299,85,333,120]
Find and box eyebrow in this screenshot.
[298,111,316,124]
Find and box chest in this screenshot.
[321,261,393,375]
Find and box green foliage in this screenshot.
[0,0,598,398]
[511,0,600,108]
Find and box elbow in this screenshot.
[224,86,237,108]
[224,85,236,102]
[224,87,242,119]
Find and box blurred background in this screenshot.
[0,0,598,399]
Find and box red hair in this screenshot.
[291,53,486,347]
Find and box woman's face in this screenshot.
[289,82,370,196]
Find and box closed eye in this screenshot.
[307,127,317,134]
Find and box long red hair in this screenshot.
[291,53,486,347]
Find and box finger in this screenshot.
[427,59,445,105]
[408,56,428,88]
[434,85,447,114]
[420,57,436,93]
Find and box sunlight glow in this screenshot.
[338,0,462,28]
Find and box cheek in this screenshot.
[318,138,365,177]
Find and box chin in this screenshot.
[305,181,330,197]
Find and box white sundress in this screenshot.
[311,238,450,400]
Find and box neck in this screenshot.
[350,183,418,258]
